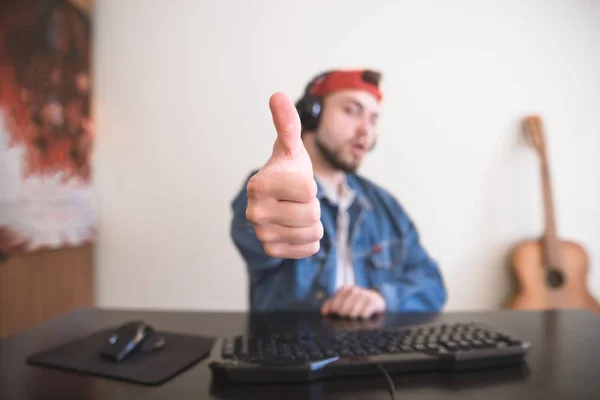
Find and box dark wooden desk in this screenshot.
[1,307,599,399]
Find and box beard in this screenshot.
[314,134,361,173]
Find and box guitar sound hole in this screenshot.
[547,269,565,288]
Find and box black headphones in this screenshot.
[294,70,335,132]
[295,69,383,133]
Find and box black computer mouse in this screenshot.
[100,320,166,362]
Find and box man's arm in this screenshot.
[230,171,285,280]
[378,198,447,312]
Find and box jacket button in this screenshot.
[315,290,325,300]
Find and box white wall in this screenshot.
[93,0,600,312]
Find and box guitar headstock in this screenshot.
[522,115,546,155]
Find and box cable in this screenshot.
[377,363,396,400]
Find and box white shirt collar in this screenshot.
[315,173,356,208]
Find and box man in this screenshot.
[231,69,447,319]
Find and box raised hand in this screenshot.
[245,92,323,259]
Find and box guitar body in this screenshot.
[507,115,600,315]
[508,239,600,312]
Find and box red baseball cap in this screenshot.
[309,69,383,101]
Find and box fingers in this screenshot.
[321,299,332,315]
[329,286,354,314]
[337,287,369,318]
[348,295,369,319]
[255,222,323,245]
[247,170,317,203]
[262,241,320,259]
[269,92,302,158]
[321,287,386,319]
[248,197,321,228]
[358,301,377,320]
[246,171,322,258]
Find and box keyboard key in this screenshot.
[400,345,414,353]
[443,341,459,351]
[385,345,399,353]
[340,349,353,357]
[458,340,471,350]
[324,350,339,358]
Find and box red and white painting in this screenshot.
[0,0,94,254]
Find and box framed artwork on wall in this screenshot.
[0,0,95,254]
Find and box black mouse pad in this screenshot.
[26,328,216,386]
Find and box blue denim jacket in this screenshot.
[230,170,447,313]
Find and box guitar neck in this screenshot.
[539,149,561,267]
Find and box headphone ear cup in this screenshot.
[296,95,322,132]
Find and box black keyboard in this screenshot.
[208,321,531,383]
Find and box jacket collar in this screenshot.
[315,172,372,210]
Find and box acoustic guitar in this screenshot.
[507,115,600,314]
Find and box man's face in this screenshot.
[314,89,380,173]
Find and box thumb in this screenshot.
[269,92,304,159]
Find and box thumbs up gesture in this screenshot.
[246,93,323,259]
